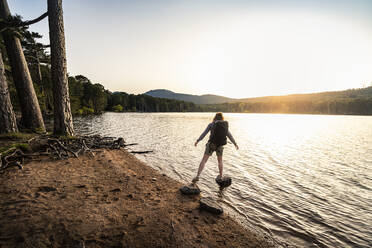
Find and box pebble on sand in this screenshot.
[199,197,223,215]
[179,184,201,195]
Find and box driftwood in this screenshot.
[81,139,95,157]
[0,135,150,172]
[125,143,138,146]
[48,138,78,158]
[130,151,153,154]
[0,148,24,171]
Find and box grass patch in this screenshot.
[57,135,78,141]
[0,132,36,141]
[0,143,31,155]
[0,133,35,155]
[15,143,31,152]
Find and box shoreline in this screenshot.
[0,148,281,247]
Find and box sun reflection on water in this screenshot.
[74,112,372,248]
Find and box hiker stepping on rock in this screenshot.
[193,112,239,183]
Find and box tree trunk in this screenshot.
[34,51,43,93]
[0,51,18,133]
[33,51,46,113]
[0,0,45,132]
[47,0,74,135]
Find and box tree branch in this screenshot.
[0,12,49,30]
[17,12,48,27]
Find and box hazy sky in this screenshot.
[10,0,372,98]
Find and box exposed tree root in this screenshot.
[0,135,151,172]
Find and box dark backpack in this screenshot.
[209,121,228,147]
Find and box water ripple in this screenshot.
[74,113,372,248]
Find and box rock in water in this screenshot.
[215,176,232,188]
[180,184,201,195]
[199,197,223,214]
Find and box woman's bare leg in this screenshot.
[217,155,223,179]
[193,154,210,182]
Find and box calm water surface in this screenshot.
[74,112,372,248]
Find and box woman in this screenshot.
[193,112,239,183]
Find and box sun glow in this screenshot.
[174,11,372,98]
[98,7,372,98]
[12,0,372,98]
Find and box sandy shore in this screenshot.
[0,148,279,247]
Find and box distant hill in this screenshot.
[144,87,372,115]
[233,86,372,103]
[144,89,234,104]
[204,86,372,115]
[145,87,372,105]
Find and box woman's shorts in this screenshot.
[204,142,224,156]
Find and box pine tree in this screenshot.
[0,50,17,133]
[0,0,45,132]
[47,0,74,135]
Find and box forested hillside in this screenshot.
[145,87,372,115]
[145,89,233,104]
[205,87,372,115]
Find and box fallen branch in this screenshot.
[82,139,95,157]
[48,143,61,159]
[0,146,16,156]
[4,149,21,163]
[27,136,36,145]
[14,161,23,170]
[124,143,138,147]
[112,137,125,149]
[130,151,153,154]
[0,135,141,170]
[0,149,24,171]
[48,138,78,158]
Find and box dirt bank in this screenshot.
[0,149,279,248]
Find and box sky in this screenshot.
[9,0,372,98]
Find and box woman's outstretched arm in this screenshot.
[227,131,239,149]
[195,123,213,146]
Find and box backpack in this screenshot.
[209,121,228,147]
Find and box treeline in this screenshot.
[68,75,200,114]
[68,78,372,115]
[200,97,372,115]
[66,77,372,115]
[9,66,202,115]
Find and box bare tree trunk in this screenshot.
[34,52,43,93]
[48,0,74,135]
[0,51,18,133]
[0,0,45,132]
[33,52,47,113]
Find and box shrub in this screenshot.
[112,104,123,112]
[77,106,95,115]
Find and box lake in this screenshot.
[74,112,372,247]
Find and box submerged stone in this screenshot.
[180,184,201,195]
[199,197,223,214]
[215,176,232,188]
